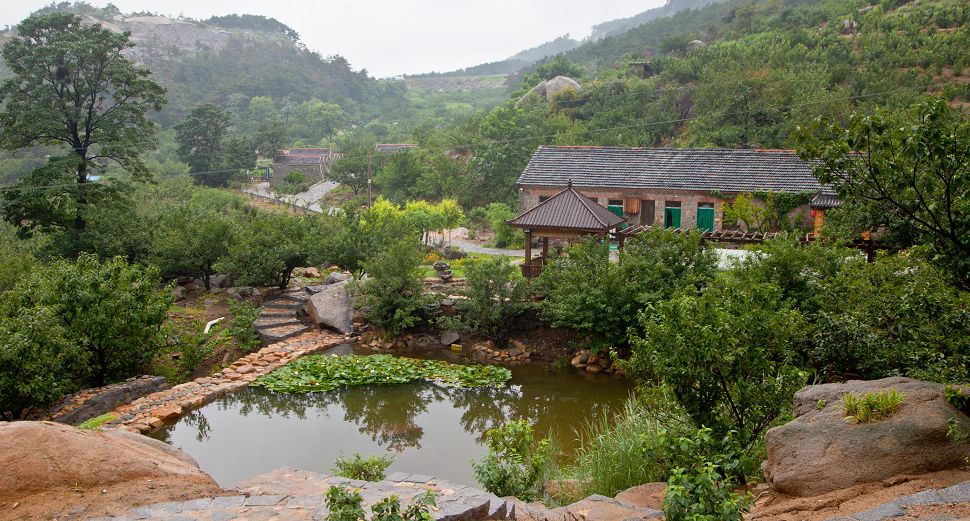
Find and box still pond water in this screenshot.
[152,344,633,488]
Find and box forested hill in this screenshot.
[0,3,406,128]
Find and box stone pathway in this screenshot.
[256,288,312,343]
[243,180,338,213]
[92,467,513,521]
[823,480,970,521]
[104,332,344,434]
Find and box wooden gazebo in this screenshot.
[508,182,627,278]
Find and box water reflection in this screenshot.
[153,348,631,487]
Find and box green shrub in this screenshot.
[663,462,750,521]
[6,254,172,387]
[945,385,970,415]
[538,230,716,351]
[227,300,261,352]
[484,203,524,249]
[332,453,394,481]
[843,389,904,423]
[325,486,435,521]
[325,486,366,521]
[472,419,552,501]
[451,256,529,347]
[661,428,751,521]
[358,238,430,335]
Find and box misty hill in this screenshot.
[589,0,730,40]
[412,0,730,79]
[0,3,409,128]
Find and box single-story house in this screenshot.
[271,148,342,184]
[516,146,840,234]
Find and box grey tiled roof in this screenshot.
[509,185,626,231]
[376,144,418,154]
[517,146,829,195]
[810,191,842,209]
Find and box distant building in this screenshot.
[271,148,341,184]
[375,143,418,154]
[516,146,839,234]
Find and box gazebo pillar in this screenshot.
[524,230,532,261]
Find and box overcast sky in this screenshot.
[2,1,663,77]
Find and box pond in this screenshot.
[152,344,633,488]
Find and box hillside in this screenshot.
[0,3,441,129]
[589,0,730,40]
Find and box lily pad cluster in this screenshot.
[253,354,512,393]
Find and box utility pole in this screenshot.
[367,150,373,207]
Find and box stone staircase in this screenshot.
[256,288,312,343]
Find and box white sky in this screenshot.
[1,1,664,77]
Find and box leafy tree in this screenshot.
[626,278,807,450]
[797,98,970,289]
[3,254,172,387]
[0,13,165,237]
[218,212,325,288]
[254,119,288,161]
[295,100,346,142]
[249,95,278,124]
[358,238,429,336]
[152,204,234,290]
[174,104,233,186]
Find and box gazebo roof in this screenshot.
[508,182,626,232]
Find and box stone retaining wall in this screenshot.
[44,375,169,425]
[105,331,345,434]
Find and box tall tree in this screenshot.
[174,104,232,186]
[0,13,165,237]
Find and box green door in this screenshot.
[664,207,682,228]
[697,206,715,232]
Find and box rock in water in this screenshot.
[763,377,970,497]
[0,421,217,501]
[305,281,354,334]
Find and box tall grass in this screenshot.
[843,388,905,423]
[558,392,694,501]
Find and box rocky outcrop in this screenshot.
[43,375,168,425]
[306,280,354,334]
[764,377,970,497]
[0,421,217,502]
[519,76,580,105]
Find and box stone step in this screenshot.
[254,317,304,329]
[258,323,312,342]
[259,309,298,319]
[278,292,309,303]
[262,299,305,311]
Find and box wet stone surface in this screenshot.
[91,467,512,521]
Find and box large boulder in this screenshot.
[764,377,970,497]
[520,76,581,105]
[0,421,217,501]
[305,280,354,334]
